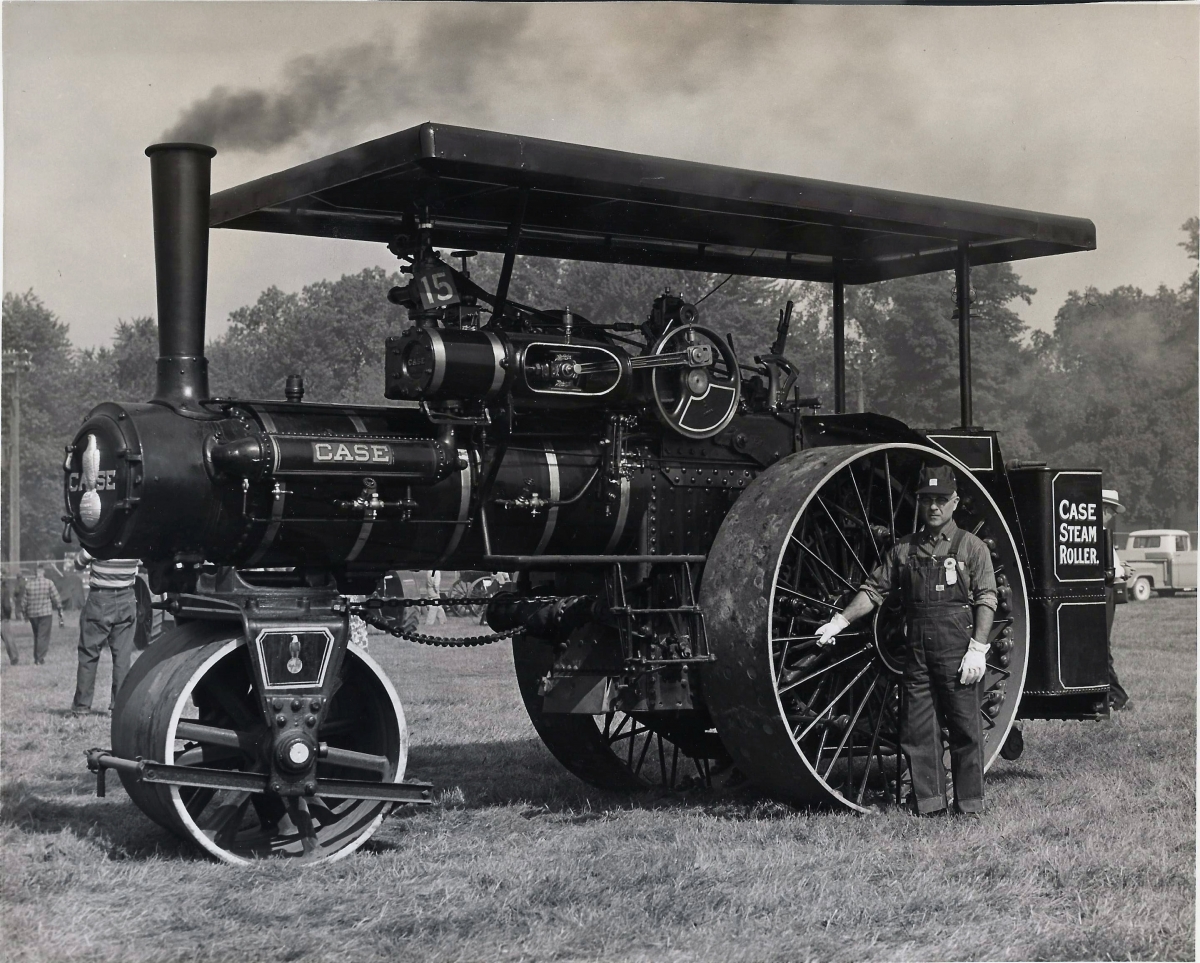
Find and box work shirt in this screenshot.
[22,575,62,619]
[860,518,998,612]
[74,549,139,590]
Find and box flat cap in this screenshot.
[917,465,957,495]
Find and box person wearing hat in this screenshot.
[1102,489,1131,711]
[814,464,998,816]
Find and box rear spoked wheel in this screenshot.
[113,622,408,864]
[701,443,1028,811]
[513,625,727,792]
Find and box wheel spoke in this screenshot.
[774,585,843,613]
[791,538,859,592]
[183,787,216,819]
[286,797,324,857]
[175,745,247,768]
[176,720,262,754]
[816,495,870,575]
[796,660,877,741]
[779,644,873,695]
[855,680,893,805]
[633,731,654,776]
[844,464,883,563]
[822,675,879,782]
[883,452,897,542]
[198,789,253,841]
[320,745,392,777]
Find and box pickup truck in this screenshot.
[1122,529,1197,600]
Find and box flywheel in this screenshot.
[699,443,1028,811]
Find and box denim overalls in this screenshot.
[898,528,985,814]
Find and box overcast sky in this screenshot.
[3,2,1197,349]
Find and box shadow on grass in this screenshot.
[404,738,849,821]
[985,766,1046,783]
[0,779,204,861]
[43,707,106,718]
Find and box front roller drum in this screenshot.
[699,443,1029,812]
[112,620,408,863]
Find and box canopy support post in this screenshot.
[956,242,973,428]
[833,269,846,414]
[492,188,529,324]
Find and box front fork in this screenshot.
[88,567,433,806]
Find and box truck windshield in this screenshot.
[1177,536,1190,551]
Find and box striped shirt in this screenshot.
[21,576,62,618]
[75,550,140,590]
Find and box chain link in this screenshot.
[344,595,563,648]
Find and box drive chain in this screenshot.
[343,595,562,648]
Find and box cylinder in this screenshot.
[146,143,217,407]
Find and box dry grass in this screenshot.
[1,600,1194,962]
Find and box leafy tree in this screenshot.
[845,263,1040,454]
[207,267,410,402]
[2,292,83,560]
[1027,219,1198,524]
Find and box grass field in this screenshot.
[1,599,1194,962]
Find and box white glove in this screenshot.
[814,613,849,647]
[959,639,989,685]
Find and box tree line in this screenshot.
[3,219,1195,560]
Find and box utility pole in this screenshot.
[3,349,33,564]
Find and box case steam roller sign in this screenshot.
[1052,472,1104,582]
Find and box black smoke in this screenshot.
[160,5,789,152]
[162,7,533,150]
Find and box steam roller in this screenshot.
[72,124,1108,863]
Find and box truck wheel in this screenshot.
[112,621,408,864]
[699,443,1029,812]
[1130,577,1152,602]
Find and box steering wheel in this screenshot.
[648,324,741,439]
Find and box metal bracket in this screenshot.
[85,749,433,805]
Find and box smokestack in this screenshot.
[146,143,217,407]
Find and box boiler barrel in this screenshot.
[65,398,648,577]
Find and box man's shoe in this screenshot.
[1111,699,1132,711]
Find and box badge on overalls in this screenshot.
[943,556,958,586]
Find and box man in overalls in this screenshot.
[814,465,997,815]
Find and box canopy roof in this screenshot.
[209,123,1095,285]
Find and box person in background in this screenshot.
[1102,490,1131,711]
[21,563,64,666]
[2,577,20,665]
[424,570,447,626]
[72,548,140,715]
